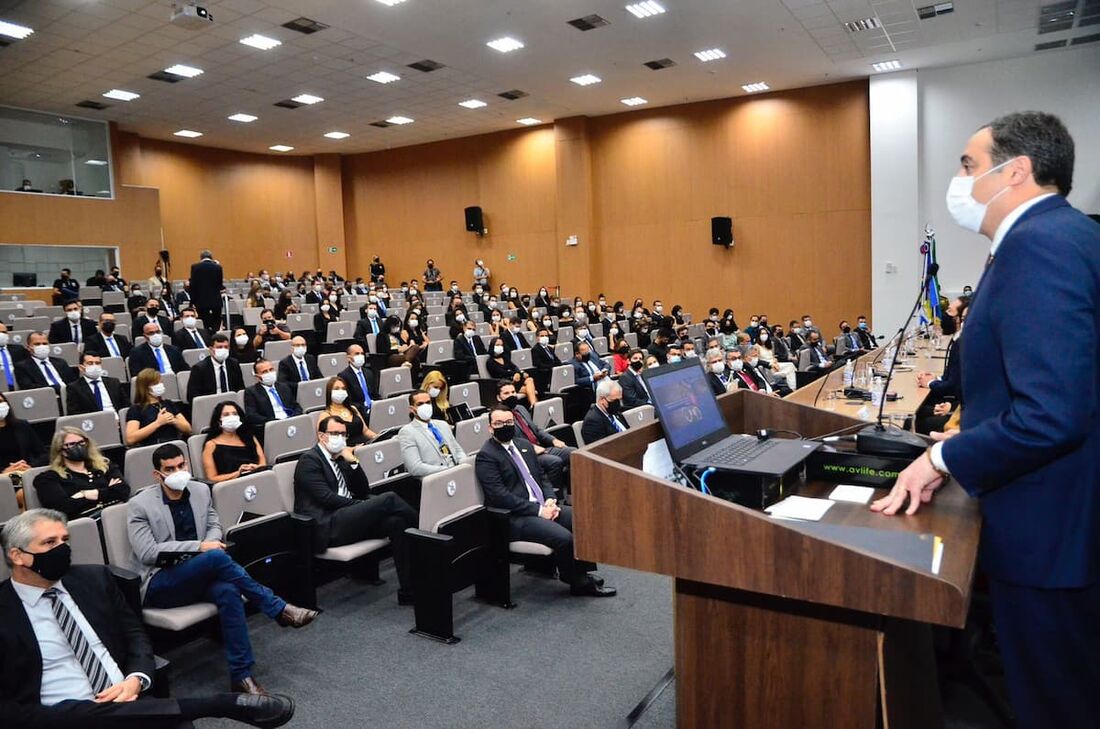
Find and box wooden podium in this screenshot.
[571,390,980,729]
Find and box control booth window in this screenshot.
[0,105,113,198]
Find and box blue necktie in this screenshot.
[0,349,11,388]
[356,370,371,408]
[269,385,286,412]
[41,361,59,388]
[107,337,119,358]
[91,380,103,410]
[610,414,625,433]
[298,360,308,381]
[72,324,80,345]
[427,421,444,446]
[153,348,165,373]
[371,319,379,334]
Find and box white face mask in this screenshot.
[331,388,349,404]
[150,382,166,397]
[324,434,346,454]
[367,309,378,319]
[163,470,191,491]
[710,361,726,374]
[83,364,103,380]
[351,354,365,368]
[759,333,769,342]
[66,310,81,322]
[32,344,50,360]
[0,332,8,347]
[235,334,249,347]
[493,345,504,355]
[293,346,307,358]
[321,304,331,313]
[428,386,442,398]
[728,360,743,371]
[456,313,465,322]
[538,336,550,346]
[260,371,277,386]
[610,328,619,336]
[408,319,419,328]
[749,357,760,367]
[221,415,242,432]
[465,329,476,339]
[415,403,434,421]
[648,362,659,369]
[576,329,588,339]
[212,348,230,362]
[182,316,197,329]
[0,403,8,420]
[684,351,697,358]
[654,306,663,314]
[945,158,1016,233]
[148,333,164,347]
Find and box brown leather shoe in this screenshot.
[231,676,268,695]
[275,603,319,628]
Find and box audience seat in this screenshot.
[549,365,576,395]
[262,414,315,464]
[129,373,180,403]
[100,356,128,381]
[368,395,412,432]
[0,475,19,522]
[378,366,415,398]
[317,352,345,378]
[325,321,355,344]
[182,349,210,368]
[69,516,105,566]
[511,348,533,371]
[19,466,49,510]
[263,339,294,361]
[190,391,245,435]
[531,397,565,429]
[211,470,287,527]
[622,404,656,427]
[553,342,574,362]
[9,386,60,424]
[187,433,207,480]
[124,440,188,490]
[296,378,330,413]
[571,422,587,448]
[51,342,79,367]
[449,382,486,416]
[285,314,313,334]
[455,415,490,456]
[353,439,408,488]
[55,410,123,450]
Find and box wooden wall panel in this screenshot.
[342,127,558,291]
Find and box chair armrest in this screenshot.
[108,565,142,618]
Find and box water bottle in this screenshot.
[842,359,854,388]
[870,376,884,407]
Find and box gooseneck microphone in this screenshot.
[855,263,939,458]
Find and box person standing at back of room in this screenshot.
[190,250,224,333]
[871,111,1100,729]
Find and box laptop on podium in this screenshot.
[642,359,820,474]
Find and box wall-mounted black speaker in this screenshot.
[711,216,733,247]
[465,206,485,234]
[158,249,171,264]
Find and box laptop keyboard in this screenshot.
[705,438,778,466]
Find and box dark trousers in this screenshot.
[328,492,417,592]
[197,304,221,333]
[12,698,191,729]
[509,505,595,585]
[536,446,574,493]
[988,577,1100,729]
[144,550,286,682]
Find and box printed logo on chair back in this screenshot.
[446,480,457,497]
[22,396,34,408]
[244,485,257,501]
[287,425,297,437]
[374,450,385,463]
[81,419,94,432]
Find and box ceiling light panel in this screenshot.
[694,48,727,61]
[459,99,488,109]
[240,34,281,50]
[291,94,324,105]
[164,64,204,78]
[0,20,34,39]
[269,145,294,152]
[84,160,108,166]
[376,0,408,5]
[386,115,414,125]
[871,59,903,72]
[324,131,350,139]
[103,89,140,101]
[174,129,203,138]
[620,96,648,106]
[228,113,257,122]
[570,74,602,86]
[367,71,401,84]
[517,117,542,125]
[625,2,666,19]
[487,37,525,53]
[742,82,770,92]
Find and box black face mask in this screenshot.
[147,308,159,316]
[629,360,644,372]
[62,443,88,461]
[501,395,519,410]
[941,315,957,336]
[842,326,851,333]
[605,399,623,416]
[21,542,71,582]
[101,321,116,335]
[492,424,515,442]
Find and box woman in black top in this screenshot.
[314,296,341,336]
[125,368,192,446]
[0,392,47,475]
[370,256,385,283]
[322,378,376,446]
[534,288,552,309]
[35,427,129,518]
[485,337,538,404]
[202,401,266,483]
[230,327,258,363]
[376,314,421,370]
[273,290,297,320]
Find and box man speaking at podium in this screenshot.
[871,112,1100,728]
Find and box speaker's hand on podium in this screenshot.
[870,452,945,516]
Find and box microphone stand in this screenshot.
[855,264,938,458]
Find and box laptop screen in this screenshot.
[642,360,730,458]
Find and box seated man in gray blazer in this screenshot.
[494,379,574,494]
[126,443,317,695]
[397,389,467,478]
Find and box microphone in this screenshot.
[856,263,939,458]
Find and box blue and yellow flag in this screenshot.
[919,226,942,327]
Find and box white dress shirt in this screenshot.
[84,376,115,412]
[150,345,174,374]
[102,335,122,358]
[264,385,289,419]
[214,361,229,394]
[37,357,64,384]
[11,579,144,705]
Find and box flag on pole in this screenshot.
[919,226,942,327]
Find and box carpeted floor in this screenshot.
[165,560,1007,729]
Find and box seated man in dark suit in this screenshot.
[495,380,574,494]
[47,301,97,346]
[743,345,791,397]
[172,307,212,351]
[186,334,244,401]
[581,379,630,445]
[835,320,865,356]
[0,509,297,728]
[15,332,78,392]
[476,404,615,597]
[0,323,27,390]
[128,322,189,377]
[452,320,486,380]
[646,328,673,365]
[66,352,126,415]
[705,349,732,396]
[619,348,652,408]
[801,332,832,371]
[131,301,173,339]
[501,317,529,353]
[242,360,301,437]
[293,416,416,604]
[276,336,320,386]
[854,314,878,349]
[352,301,384,347]
[571,341,610,392]
[335,344,375,414]
[530,327,561,392]
[83,312,132,360]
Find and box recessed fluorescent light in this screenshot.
[741,82,770,93]
[173,129,203,138]
[164,64,204,78]
[459,99,488,109]
[102,89,140,101]
[386,115,414,125]
[694,48,727,62]
[240,34,281,50]
[871,59,903,72]
[516,117,542,126]
[291,93,324,105]
[570,74,602,86]
[625,1,666,19]
[84,160,108,166]
[367,71,401,84]
[269,145,294,152]
[375,0,407,5]
[0,20,34,39]
[324,131,350,139]
[620,96,648,106]
[228,113,258,123]
[487,37,525,53]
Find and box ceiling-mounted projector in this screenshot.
[171,4,214,29]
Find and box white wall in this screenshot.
[871,45,1100,327]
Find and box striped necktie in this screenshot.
[42,588,112,695]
